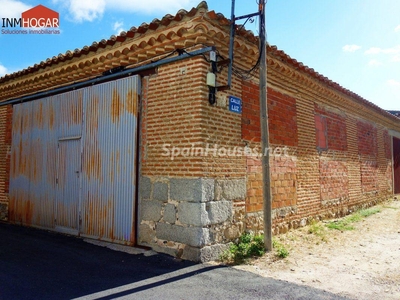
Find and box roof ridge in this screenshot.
[0,1,397,123]
[0,1,212,83]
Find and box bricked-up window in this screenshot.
[357,121,378,157]
[315,114,327,150]
[242,81,261,142]
[383,130,392,159]
[314,104,348,151]
[241,81,298,147]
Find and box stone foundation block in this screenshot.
[153,182,168,202]
[151,244,179,258]
[139,176,152,200]
[156,223,210,247]
[138,223,155,244]
[163,204,176,224]
[170,178,214,202]
[141,200,162,221]
[207,200,232,224]
[215,179,246,200]
[182,244,230,262]
[178,202,209,226]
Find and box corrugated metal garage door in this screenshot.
[9,76,140,245]
[394,137,400,195]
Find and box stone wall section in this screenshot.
[138,176,246,262]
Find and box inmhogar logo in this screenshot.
[2,4,60,35]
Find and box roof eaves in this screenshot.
[0,0,397,124]
[267,45,400,123]
[0,1,210,84]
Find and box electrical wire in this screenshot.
[230,0,267,80]
[120,0,268,81]
[180,48,211,63]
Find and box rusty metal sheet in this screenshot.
[81,77,139,244]
[10,90,83,228]
[9,76,139,245]
[55,138,81,234]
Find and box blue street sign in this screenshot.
[229,96,242,114]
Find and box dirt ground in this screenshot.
[235,198,400,300]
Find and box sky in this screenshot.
[0,0,399,110]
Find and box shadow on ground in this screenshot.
[0,223,348,300]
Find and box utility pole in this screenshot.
[258,0,272,251]
[228,0,272,251]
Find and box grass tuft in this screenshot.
[272,238,289,258]
[220,233,266,264]
[308,220,328,242]
[326,207,381,231]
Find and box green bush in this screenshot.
[220,233,266,264]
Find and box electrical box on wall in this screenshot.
[207,72,216,87]
[210,51,217,62]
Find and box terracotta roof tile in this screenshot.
[0,1,215,84]
[267,44,398,120]
[388,111,400,118]
[0,0,396,122]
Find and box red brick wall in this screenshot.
[319,160,349,202]
[140,76,149,164]
[241,81,260,143]
[383,130,392,160]
[314,114,327,149]
[357,121,378,157]
[242,82,298,147]
[268,88,298,147]
[246,157,263,212]
[141,57,246,178]
[360,160,378,192]
[0,105,12,214]
[246,155,298,213]
[314,104,347,151]
[140,57,209,177]
[271,155,297,209]
[242,85,393,233]
[242,81,298,213]
[357,120,379,192]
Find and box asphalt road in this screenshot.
[0,223,348,300]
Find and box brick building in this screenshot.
[1,2,400,261]
[388,111,400,118]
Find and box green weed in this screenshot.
[359,207,381,217]
[220,233,266,264]
[382,205,398,210]
[272,238,289,258]
[326,207,381,231]
[308,220,328,242]
[326,220,355,231]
